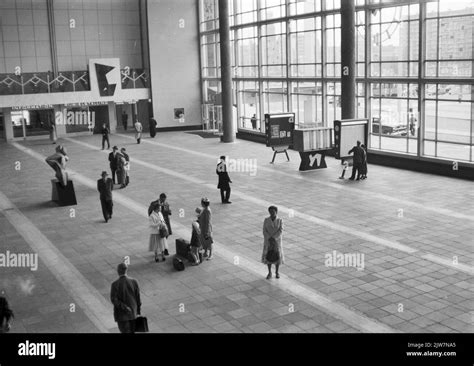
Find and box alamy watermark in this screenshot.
[324,250,365,271]
[0,251,38,271]
[217,155,257,176]
[55,109,95,128]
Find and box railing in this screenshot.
[0,69,149,96]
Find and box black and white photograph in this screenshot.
[0,0,472,364]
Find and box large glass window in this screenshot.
[236,27,258,77]
[237,81,260,131]
[325,14,341,77]
[199,0,474,163]
[291,81,323,126]
[261,22,287,77]
[289,17,323,77]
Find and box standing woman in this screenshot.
[149,116,157,138]
[49,121,57,144]
[116,151,127,188]
[262,206,284,279]
[159,193,171,256]
[120,148,130,186]
[148,204,168,262]
[134,119,143,144]
[189,208,203,265]
[198,197,213,260]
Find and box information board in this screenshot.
[265,113,295,147]
[334,119,368,159]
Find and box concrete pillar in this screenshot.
[3,108,13,141]
[54,105,66,137]
[341,0,356,120]
[218,0,235,142]
[108,102,117,133]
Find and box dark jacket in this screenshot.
[108,152,118,169]
[0,297,13,332]
[216,162,232,189]
[110,275,141,322]
[97,178,113,201]
[102,127,109,137]
[348,145,365,165]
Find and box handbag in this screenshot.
[173,256,185,271]
[134,316,149,333]
[266,237,280,263]
[159,223,169,238]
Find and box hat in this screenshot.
[201,197,209,203]
[101,171,108,177]
[113,146,118,150]
[220,155,226,160]
[121,147,126,152]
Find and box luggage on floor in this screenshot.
[173,255,185,271]
[175,238,191,258]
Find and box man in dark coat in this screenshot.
[348,141,365,181]
[149,116,157,138]
[0,295,14,333]
[108,146,119,184]
[110,263,141,334]
[97,171,113,222]
[216,155,232,204]
[101,123,110,150]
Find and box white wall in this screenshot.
[147,0,201,129]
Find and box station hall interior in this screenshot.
[0,0,472,334]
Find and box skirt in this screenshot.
[149,234,166,253]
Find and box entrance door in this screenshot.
[91,105,110,134]
[11,109,54,139]
[115,104,133,132]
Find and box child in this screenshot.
[190,208,203,265]
[339,157,353,179]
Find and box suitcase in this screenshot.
[173,255,185,271]
[134,316,149,332]
[175,238,191,258]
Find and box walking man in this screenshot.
[216,155,232,204]
[348,141,365,181]
[110,262,141,334]
[121,110,128,131]
[101,123,110,150]
[108,146,119,184]
[134,119,143,144]
[97,171,113,222]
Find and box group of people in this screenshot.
[340,140,368,180]
[101,118,144,150]
[107,197,283,334]
[147,195,214,265]
[108,146,130,189]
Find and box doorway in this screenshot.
[115,104,133,132]
[11,109,55,139]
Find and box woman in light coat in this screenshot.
[262,205,284,279]
[198,197,213,260]
[148,204,168,262]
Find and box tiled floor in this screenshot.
[0,131,472,333]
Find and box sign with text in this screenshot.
[333,119,368,159]
[265,113,295,147]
